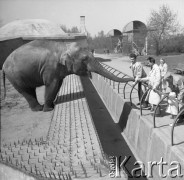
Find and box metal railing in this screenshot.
[139,86,184,146]
[153,89,184,146]
[171,108,184,146]
[100,63,136,100]
[99,63,184,146]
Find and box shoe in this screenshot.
[169,123,173,127]
[141,103,149,108]
[150,108,154,112]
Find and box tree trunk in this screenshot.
[155,40,160,56]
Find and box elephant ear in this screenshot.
[60,42,81,72]
[68,42,81,56]
[60,53,74,72]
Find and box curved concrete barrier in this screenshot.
[91,73,184,179]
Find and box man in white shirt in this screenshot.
[129,53,147,105]
[139,57,161,114]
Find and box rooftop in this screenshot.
[0,19,86,41]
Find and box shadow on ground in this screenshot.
[81,76,147,180]
[55,91,84,105]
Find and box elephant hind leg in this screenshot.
[21,88,43,111]
[6,75,43,111]
[12,83,43,111]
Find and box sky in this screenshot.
[0,0,184,37]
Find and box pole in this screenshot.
[145,36,148,55]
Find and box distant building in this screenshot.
[107,29,122,53]
[80,16,88,36]
[122,20,147,55]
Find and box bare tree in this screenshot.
[147,4,180,55]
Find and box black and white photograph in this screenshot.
[0,0,184,179]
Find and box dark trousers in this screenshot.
[138,82,144,101]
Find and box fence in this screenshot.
[100,62,184,146]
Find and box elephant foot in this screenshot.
[31,104,44,112]
[43,103,54,112]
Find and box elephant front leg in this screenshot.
[43,79,62,112]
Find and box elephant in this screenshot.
[2,40,133,112]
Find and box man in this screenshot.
[129,53,147,105]
[139,57,161,115]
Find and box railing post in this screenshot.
[153,94,168,128]
[140,88,150,116]
[118,83,120,93]
[171,108,184,146]
[130,82,138,106]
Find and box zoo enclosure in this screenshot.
[98,62,184,146]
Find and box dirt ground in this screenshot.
[1,54,183,146]
[0,72,53,145]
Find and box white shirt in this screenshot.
[148,64,161,89]
[159,63,168,77]
[130,62,147,81]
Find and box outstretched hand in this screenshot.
[138,78,142,82]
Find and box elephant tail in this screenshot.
[2,69,6,99]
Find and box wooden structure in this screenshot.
[106,29,122,53]
[122,20,147,55]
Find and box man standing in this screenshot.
[129,53,147,105]
[139,57,161,114]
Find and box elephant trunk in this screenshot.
[88,58,134,83]
[2,69,6,99]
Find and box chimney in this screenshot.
[80,16,87,35]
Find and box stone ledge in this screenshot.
[91,73,184,180]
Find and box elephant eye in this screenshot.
[82,56,88,62]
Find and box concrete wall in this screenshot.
[91,73,184,180]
